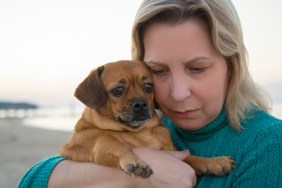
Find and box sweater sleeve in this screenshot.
[231,125,282,187]
[18,156,65,188]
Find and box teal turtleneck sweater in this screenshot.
[18,108,282,188]
[162,109,282,187]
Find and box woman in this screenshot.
[19,0,282,187]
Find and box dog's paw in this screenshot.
[202,156,236,176]
[123,162,153,178]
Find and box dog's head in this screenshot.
[75,60,157,130]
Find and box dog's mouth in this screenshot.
[115,99,154,129]
[117,110,152,129]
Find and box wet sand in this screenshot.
[0,118,71,188]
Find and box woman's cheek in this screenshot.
[153,81,168,105]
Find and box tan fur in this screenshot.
[60,60,235,178]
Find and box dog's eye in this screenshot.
[144,83,153,93]
[110,87,125,97]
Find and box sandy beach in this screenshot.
[0,118,72,188]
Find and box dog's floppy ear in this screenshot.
[74,66,107,109]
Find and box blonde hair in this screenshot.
[131,0,271,130]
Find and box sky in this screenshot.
[0,0,281,110]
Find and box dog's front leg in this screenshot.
[184,155,235,176]
[92,135,153,178]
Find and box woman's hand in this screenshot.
[133,147,197,188]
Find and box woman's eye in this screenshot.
[189,67,207,73]
[110,87,125,97]
[144,83,153,93]
[150,69,167,76]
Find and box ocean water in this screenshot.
[0,106,83,131]
[22,106,83,131]
[1,103,282,132]
[23,116,78,131]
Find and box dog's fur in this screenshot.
[60,60,235,178]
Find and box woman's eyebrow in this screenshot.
[144,56,211,66]
[182,56,211,65]
[144,60,163,66]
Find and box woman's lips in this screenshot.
[172,109,198,117]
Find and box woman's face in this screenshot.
[143,20,229,130]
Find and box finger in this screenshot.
[192,173,197,187]
[170,150,190,161]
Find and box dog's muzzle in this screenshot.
[117,99,152,128]
[132,99,150,121]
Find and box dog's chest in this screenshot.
[124,129,165,149]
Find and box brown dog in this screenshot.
[60,60,235,178]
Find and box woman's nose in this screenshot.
[170,74,191,102]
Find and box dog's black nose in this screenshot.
[132,100,150,121]
[132,100,148,110]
